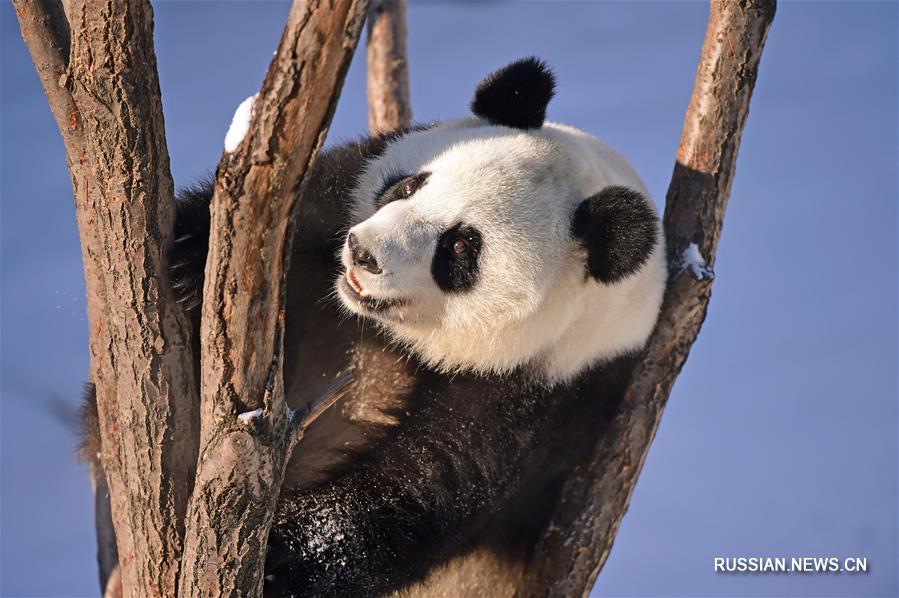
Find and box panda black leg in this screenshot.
[261,374,563,597]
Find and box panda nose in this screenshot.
[348,232,382,275]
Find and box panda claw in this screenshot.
[174,233,196,244]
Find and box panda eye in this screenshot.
[376,171,431,208]
[399,178,418,198]
[376,172,408,199]
[432,223,483,293]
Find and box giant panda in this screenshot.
[81,57,666,597]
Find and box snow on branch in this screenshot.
[224,94,257,153]
[680,242,715,281]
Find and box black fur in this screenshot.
[169,175,215,314]
[571,186,658,283]
[430,223,483,293]
[77,382,99,465]
[471,57,555,130]
[264,357,635,597]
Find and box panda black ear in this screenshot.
[471,57,555,130]
[571,186,659,284]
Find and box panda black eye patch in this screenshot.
[375,171,431,209]
[431,223,483,293]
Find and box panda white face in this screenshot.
[340,125,569,328]
[336,59,667,383]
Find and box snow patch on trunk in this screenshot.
[237,407,263,424]
[681,242,714,280]
[224,94,257,153]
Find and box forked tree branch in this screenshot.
[366,0,412,134]
[177,1,368,595]
[517,1,776,595]
[15,1,198,596]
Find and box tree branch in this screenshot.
[15,0,199,596]
[366,0,411,134]
[517,1,776,595]
[14,0,78,151]
[176,1,368,595]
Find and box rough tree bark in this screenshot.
[16,0,367,596]
[178,2,367,595]
[15,1,197,595]
[366,0,412,134]
[515,1,777,596]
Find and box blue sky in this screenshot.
[1,2,896,596]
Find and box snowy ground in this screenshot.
[2,2,896,596]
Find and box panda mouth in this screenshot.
[339,273,404,313]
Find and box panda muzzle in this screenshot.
[341,271,404,313]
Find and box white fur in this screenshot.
[336,119,667,384]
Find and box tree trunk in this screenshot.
[178,1,367,595]
[15,0,197,594]
[16,0,367,595]
[366,0,412,134]
[516,1,776,595]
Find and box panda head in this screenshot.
[337,58,667,383]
